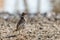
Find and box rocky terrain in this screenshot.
[0,13,60,40]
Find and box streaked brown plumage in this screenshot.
[15,12,27,31]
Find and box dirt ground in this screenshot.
[0,13,60,40]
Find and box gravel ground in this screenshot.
[0,13,60,40]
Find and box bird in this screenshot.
[15,12,27,31]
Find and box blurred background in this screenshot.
[0,0,53,13]
[0,0,4,12]
[0,0,60,18]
